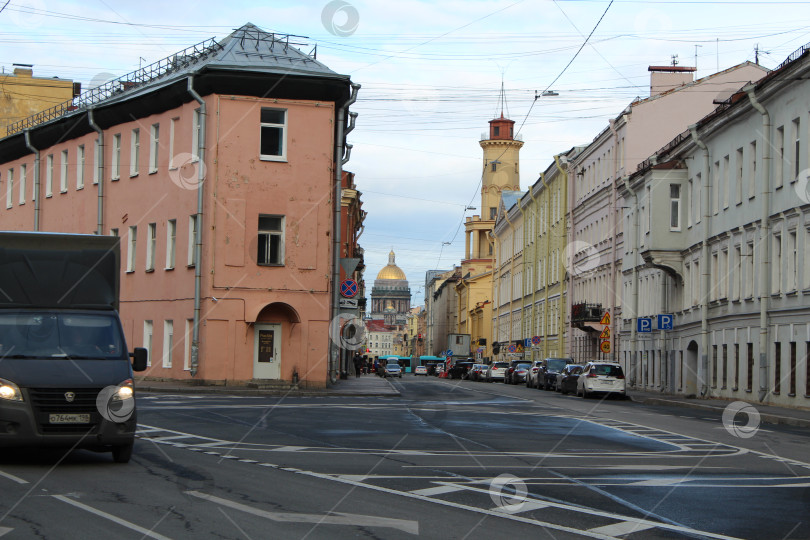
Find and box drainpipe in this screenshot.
[88,108,104,235]
[689,124,711,397]
[23,129,40,231]
[744,84,771,402]
[187,76,206,377]
[331,83,361,384]
[623,176,639,387]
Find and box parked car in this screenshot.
[433,364,445,376]
[504,359,528,384]
[558,364,584,395]
[509,363,531,384]
[469,364,488,381]
[542,357,574,390]
[449,361,474,379]
[486,362,509,382]
[384,362,403,378]
[525,360,545,388]
[415,365,428,375]
[576,362,626,398]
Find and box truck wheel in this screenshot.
[112,442,134,463]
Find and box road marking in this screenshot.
[268,446,308,452]
[0,469,28,484]
[52,495,173,540]
[589,521,656,536]
[185,491,420,535]
[409,484,465,496]
[491,501,550,514]
[0,527,11,536]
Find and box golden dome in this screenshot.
[376,250,407,281]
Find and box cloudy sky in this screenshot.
[3,0,809,305]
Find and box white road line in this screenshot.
[0,527,12,536]
[148,435,195,442]
[589,521,656,536]
[52,495,173,540]
[0,469,28,484]
[185,491,420,535]
[491,501,550,514]
[409,485,465,496]
[268,445,308,452]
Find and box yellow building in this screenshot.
[455,112,523,361]
[491,153,574,361]
[1,66,78,136]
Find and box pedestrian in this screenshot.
[353,353,362,378]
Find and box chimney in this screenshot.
[12,63,33,77]
[648,65,696,97]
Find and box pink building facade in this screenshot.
[0,24,359,387]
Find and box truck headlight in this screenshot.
[0,378,23,402]
[114,380,134,401]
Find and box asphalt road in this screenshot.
[0,376,808,539]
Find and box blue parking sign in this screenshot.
[637,318,652,333]
[657,314,674,330]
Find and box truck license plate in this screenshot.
[49,413,90,424]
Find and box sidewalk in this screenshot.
[627,388,810,429]
[135,373,400,398]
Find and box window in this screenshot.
[46,154,53,196]
[712,345,718,387]
[5,169,12,208]
[745,241,755,299]
[169,117,179,168]
[184,319,193,371]
[112,134,121,180]
[722,155,729,209]
[774,341,782,394]
[191,109,201,162]
[792,118,801,181]
[143,321,153,367]
[734,343,740,390]
[162,320,173,368]
[732,245,741,301]
[670,184,681,231]
[772,232,782,295]
[805,227,810,290]
[127,226,137,272]
[93,139,100,184]
[720,249,728,299]
[60,150,68,193]
[712,161,719,215]
[491,161,497,172]
[789,342,796,396]
[748,141,757,199]
[19,164,26,205]
[110,228,118,237]
[735,148,743,205]
[722,344,728,389]
[257,215,284,265]
[187,215,197,267]
[149,124,159,173]
[490,207,497,219]
[806,343,810,397]
[775,125,784,189]
[166,219,176,269]
[77,145,85,189]
[747,343,754,392]
[130,128,140,176]
[687,179,693,227]
[695,173,702,224]
[788,230,797,292]
[146,223,156,271]
[711,251,719,301]
[259,108,287,161]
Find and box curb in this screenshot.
[136,383,401,398]
[629,395,810,429]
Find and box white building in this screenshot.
[619,43,810,408]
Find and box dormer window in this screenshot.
[493,126,500,137]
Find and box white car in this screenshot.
[576,362,626,398]
[415,365,428,375]
[486,362,509,382]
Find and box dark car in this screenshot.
[542,357,574,390]
[505,359,529,384]
[449,361,474,379]
[558,364,584,395]
[510,363,531,384]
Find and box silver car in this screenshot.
[384,362,403,378]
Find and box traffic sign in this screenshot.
[531,335,541,345]
[524,338,532,348]
[600,311,611,325]
[600,340,611,354]
[507,344,517,353]
[340,279,358,298]
[599,326,610,339]
[657,314,674,330]
[637,317,652,333]
[446,349,454,357]
[339,297,358,309]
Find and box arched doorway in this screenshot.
[252,302,300,380]
[684,340,699,397]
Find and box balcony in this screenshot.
[571,302,604,333]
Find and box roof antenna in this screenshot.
[671,54,679,66]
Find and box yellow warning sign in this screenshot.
[599,326,610,339]
[600,340,611,354]
[599,311,611,325]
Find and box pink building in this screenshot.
[0,24,360,388]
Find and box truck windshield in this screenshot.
[0,312,126,359]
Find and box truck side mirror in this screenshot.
[130,347,148,372]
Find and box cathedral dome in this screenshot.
[376,250,407,281]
